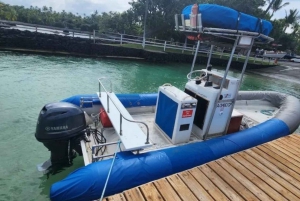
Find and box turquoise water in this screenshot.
[0,51,299,200]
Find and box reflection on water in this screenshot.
[0,51,299,200]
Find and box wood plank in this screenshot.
[198,165,245,201]
[245,149,300,190]
[105,193,127,201]
[124,187,145,201]
[216,159,273,201]
[276,138,300,154]
[269,141,300,162]
[189,167,230,201]
[233,153,296,200]
[139,182,164,201]
[288,134,300,142]
[224,156,287,201]
[278,135,300,148]
[272,140,300,155]
[167,174,198,201]
[286,135,300,145]
[178,171,214,201]
[207,161,257,201]
[262,144,300,168]
[253,147,300,182]
[154,179,182,201]
[237,152,300,200]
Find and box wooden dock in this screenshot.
[105,134,300,201]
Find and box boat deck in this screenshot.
[82,100,278,165]
[105,134,300,201]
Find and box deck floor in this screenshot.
[105,134,300,201]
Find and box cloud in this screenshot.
[3,0,300,19]
[2,0,132,15]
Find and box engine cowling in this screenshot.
[35,102,87,174]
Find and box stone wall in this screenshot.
[0,28,272,69]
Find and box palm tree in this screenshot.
[283,9,299,32]
[266,0,290,18]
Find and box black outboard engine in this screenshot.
[35,102,87,174]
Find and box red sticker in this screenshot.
[182,110,193,118]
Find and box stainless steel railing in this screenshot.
[98,78,150,144]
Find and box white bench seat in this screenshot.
[97,92,152,151]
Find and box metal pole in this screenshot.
[207,45,214,67]
[107,95,110,113]
[164,41,167,51]
[181,14,185,31]
[72,32,74,37]
[93,30,95,43]
[190,40,201,73]
[120,114,122,135]
[175,14,179,31]
[239,41,254,86]
[203,37,239,140]
[120,34,123,45]
[99,82,101,97]
[223,39,254,135]
[142,0,149,49]
[182,37,187,53]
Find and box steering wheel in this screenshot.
[187,70,207,81]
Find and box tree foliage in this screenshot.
[0,0,299,53]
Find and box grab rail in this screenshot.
[98,78,150,145]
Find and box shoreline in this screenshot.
[0,47,145,61]
[1,47,299,85]
[0,28,276,69]
[248,61,300,85]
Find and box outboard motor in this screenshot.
[35,102,87,174]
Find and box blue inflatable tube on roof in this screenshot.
[182,4,273,36]
[50,118,290,201]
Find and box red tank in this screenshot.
[99,108,113,128]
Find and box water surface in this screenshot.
[0,51,299,200]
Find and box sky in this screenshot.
[2,0,132,14]
[265,0,300,20]
[2,0,299,18]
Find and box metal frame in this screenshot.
[175,13,274,140]
[92,141,120,162]
[175,14,274,42]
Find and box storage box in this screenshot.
[155,85,197,144]
[227,109,243,134]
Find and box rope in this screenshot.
[99,141,121,201]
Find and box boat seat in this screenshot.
[97,92,152,151]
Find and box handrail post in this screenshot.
[99,82,101,97]
[145,125,150,144]
[164,41,167,52]
[107,94,110,113]
[120,34,123,45]
[120,114,122,135]
[93,30,95,43]
[181,14,185,31]
[207,44,214,67]
[175,14,179,30]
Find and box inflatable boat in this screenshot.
[34,4,300,201]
